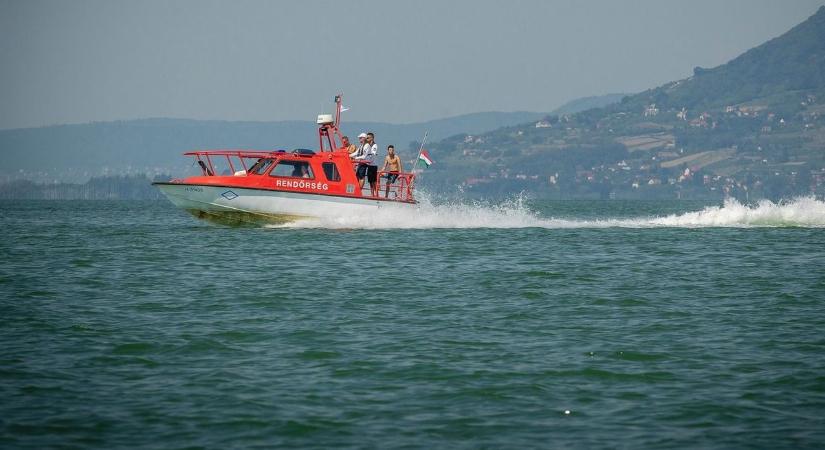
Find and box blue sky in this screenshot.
[1,0,822,129]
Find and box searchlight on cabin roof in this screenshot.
[317,114,334,125]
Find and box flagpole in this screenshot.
[411,131,429,174]
[409,131,428,194]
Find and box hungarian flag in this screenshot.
[418,150,434,167]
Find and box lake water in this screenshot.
[2,196,825,448]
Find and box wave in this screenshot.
[271,195,825,230]
[646,197,825,228]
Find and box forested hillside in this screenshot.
[422,7,825,200]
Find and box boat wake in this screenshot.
[269,196,825,230]
[644,197,825,228]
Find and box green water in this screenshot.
[2,199,825,448]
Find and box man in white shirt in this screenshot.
[351,132,378,193]
[349,133,368,159]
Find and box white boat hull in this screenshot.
[154,183,413,224]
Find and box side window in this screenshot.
[322,162,341,182]
[251,159,274,175]
[270,160,314,179]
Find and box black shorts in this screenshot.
[384,173,399,184]
[356,164,368,179]
[366,165,378,183]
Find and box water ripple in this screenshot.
[1,200,824,448]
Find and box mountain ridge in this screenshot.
[0,111,544,182]
[0,93,626,183]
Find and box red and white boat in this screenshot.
[153,96,418,224]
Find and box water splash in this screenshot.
[271,195,825,230]
[274,194,551,229]
[648,197,825,228]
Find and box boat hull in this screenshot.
[153,182,413,225]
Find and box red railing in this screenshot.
[351,164,415,202]
[376,171,415,202]
[184,150,305,177]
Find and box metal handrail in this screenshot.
[187,150,303,177]
[376,171,416,202]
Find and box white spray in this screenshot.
[269,195,825,230]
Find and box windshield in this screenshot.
[270,160,314,179]
[250,159,274,175]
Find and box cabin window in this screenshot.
[322,162,341,182]
[250,158,274,175]
[270,160,314,179]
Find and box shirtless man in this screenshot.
[381,145,403,198]
[341,135,357,154]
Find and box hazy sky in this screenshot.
[1,0,822,129]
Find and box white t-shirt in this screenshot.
[353,142,377,163]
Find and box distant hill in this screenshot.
[623,6,825,113]
[0,111,547,182]
[423,6,825,201]
[550,93,629,115]
[0,90,637,185]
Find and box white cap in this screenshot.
[357,133,367,138]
